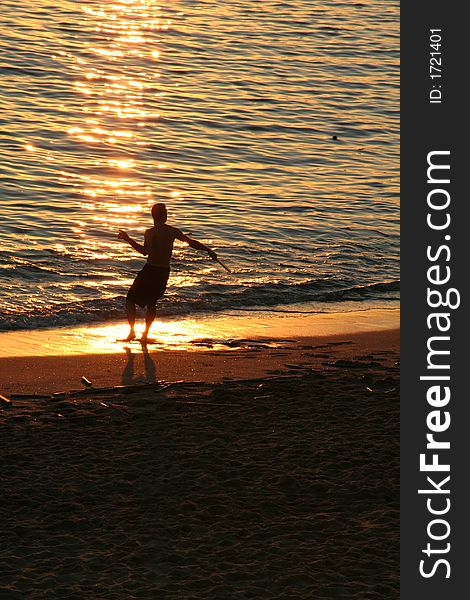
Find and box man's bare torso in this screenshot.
[145,223,184,268]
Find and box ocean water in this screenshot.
[0,0,399,331]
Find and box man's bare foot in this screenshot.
[139,335,148,345]
[125,331,136,342]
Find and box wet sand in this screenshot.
[1,327,399,599]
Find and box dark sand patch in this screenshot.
[1,334,399,599]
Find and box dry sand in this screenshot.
[1,328,399,599]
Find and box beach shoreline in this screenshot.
[0,306,398,357]
[0,309,398,396]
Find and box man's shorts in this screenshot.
[126,264,170,308]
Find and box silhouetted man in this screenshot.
[118,203,217,343]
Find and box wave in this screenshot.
[0,279,399,331]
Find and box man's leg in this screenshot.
[141,304,157,343]
[125,299,137,341]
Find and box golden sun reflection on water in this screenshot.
[82,320,212,354]
[66,0,173,243]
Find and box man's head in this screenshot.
[151,202,167,223]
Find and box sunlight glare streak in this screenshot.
[67,0,165,244]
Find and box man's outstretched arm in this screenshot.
[174,229,217,260]
[187,237,217,259]
[117,230,148,255]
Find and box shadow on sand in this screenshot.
[121,343,157,386]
